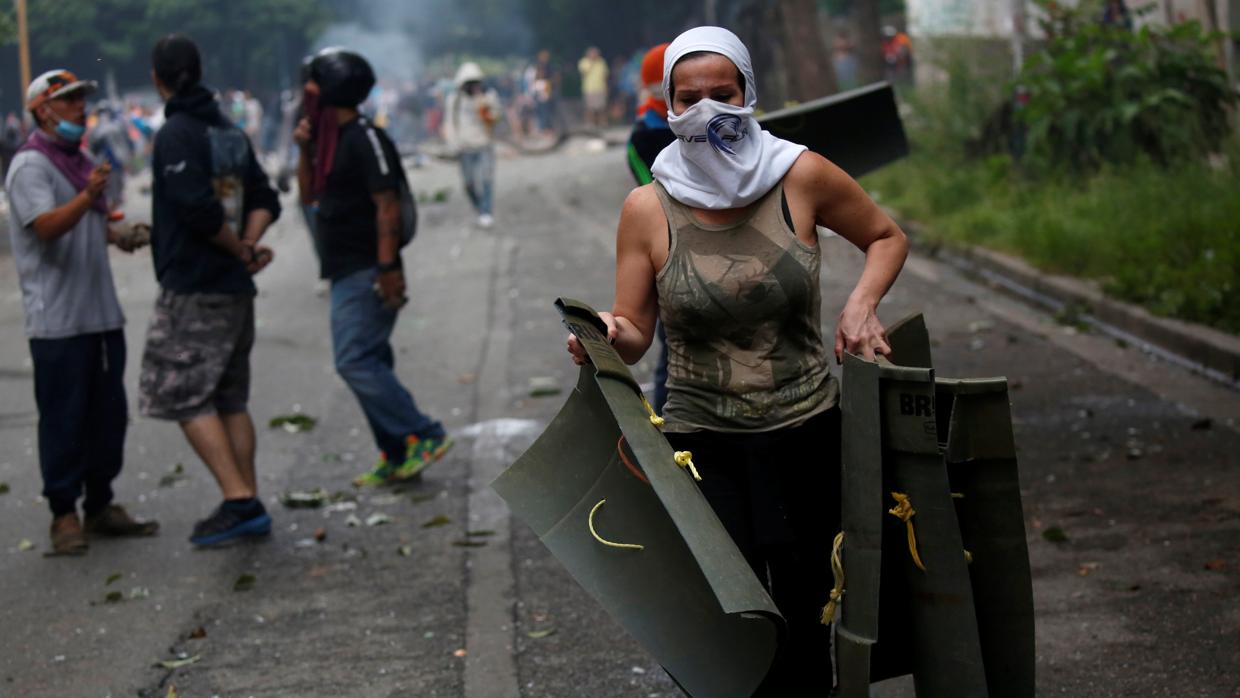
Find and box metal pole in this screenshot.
[1010,0,1026,75]
[16,0,31,102]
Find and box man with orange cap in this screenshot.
[624,43,676,411]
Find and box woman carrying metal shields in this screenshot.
[567,26,909,694]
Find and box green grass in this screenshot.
[864,143,1240,333]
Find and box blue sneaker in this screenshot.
[189,501,272,547]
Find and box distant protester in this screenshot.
[578,46,609,129]
[444,62,500,229]
[5,68,156,555]
[295,48,453,488]
[140,34,281,547]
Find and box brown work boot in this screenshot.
[84,504,160,537]
[50,513,89,556]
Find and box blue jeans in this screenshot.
[459,147,495,216]
[330,268,445,459]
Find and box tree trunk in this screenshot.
[854,0,885,85]
[776,0,838,102]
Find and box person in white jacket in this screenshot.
[443,62,501,228]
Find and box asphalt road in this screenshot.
[0,141,1236,697]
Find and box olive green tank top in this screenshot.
[653,180,838,433]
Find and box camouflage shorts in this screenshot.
[139,290,254,421]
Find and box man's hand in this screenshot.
[86,163,111,200]
[239,239,275,275]
[376,269,407,310]
[293,117,313,148]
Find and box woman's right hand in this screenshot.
[566,311,618,366]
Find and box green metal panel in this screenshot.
[492,299,782,697]
[837,353,885,698]
[885,313,934,370]
[939,378,1036,698]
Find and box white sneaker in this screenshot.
[477,214,495,229]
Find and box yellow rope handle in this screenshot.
[888,492,927,572]
[588,499,645,550]
[820,531,846,625]
[673,451,702,481]
[640,394,665,428]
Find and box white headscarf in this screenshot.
[650,26,806,210]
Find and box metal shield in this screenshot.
[491,299,782,697]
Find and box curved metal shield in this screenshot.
[492,299,782,697]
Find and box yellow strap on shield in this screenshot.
[673,450,702,481]
[888,492,927,572]
[588,499,644,550]
[820,531,846,625]
[641,394,665,428]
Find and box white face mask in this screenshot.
[655,96,804,210]
[667,98,755,161]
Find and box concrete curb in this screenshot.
[898,219,1240,388]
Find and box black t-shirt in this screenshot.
[317,116,402,281]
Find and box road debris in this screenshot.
[233,573,257,591]
[158,463,188,487]
[269,414,317,433]
[421,515,452,528]
[157,654,201,670]
[280,488,329,508]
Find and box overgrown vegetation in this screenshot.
[865,1,1240,332]
[1018,1,1236,172]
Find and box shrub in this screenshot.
[1018,0,1236,173]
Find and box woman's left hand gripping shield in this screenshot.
[491,298,784,698]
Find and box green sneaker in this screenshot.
[391,434,454,481]
[351,453,398,488]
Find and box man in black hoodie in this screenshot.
[138,35,281,547]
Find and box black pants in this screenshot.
[29,330,128,517]
[666,408,841,697]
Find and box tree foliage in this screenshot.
[1018,0,1236,172]
[3,0,328,100]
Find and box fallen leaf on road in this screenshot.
[104,591,123,603]
[268,414,317,433]
[528,376,561,397]
[1077,562,1100,577]
[968,320,994,333]
[314,527,327,542]
[457,373,477,385]
[452,540,487,548]
[1204,559,1227,572]
[410,493,437,504]
[453,648,467,658]
[189,626,207,640]
[279,488,329,508]
[105,572,123,586]
[158,463,187,487]
[157,654,201,669]
[1042,526,1069,543]
[526,629,556,639]
[0,482,9,494]
[398,545,413,557]
[233,573,257,592]
[345,514,362,527]
[466,530,496,538]
[165,684,178,698]
[366,513,392,527]
[17,538,35,552]
[422,515,452,528]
